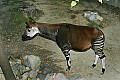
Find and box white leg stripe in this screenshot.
[63,50,69,52]
[68,59,71,66]
[94,55,99,64]
[101,58,105,69]
[66,55,70,57]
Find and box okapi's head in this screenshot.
[22,22,40,41]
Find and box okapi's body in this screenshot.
[22,22,106,74]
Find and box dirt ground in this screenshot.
[1,0,120,80]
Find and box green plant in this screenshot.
[87,21,104,28]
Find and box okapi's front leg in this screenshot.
[57,41,71,71]
[62,49,71,71]
[56,26,71,71]
[56,40,71,71]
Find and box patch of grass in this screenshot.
[1,5,28,43]
[5,9,29,40]
[87,21,104,28]
[1,0,44,42]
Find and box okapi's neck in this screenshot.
[37,23,60,41]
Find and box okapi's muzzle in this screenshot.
[22,33,39,41]
[22,34,33,41]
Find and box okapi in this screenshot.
[22,21,106,74]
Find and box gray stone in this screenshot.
[9,59,26,79]
[96,15,103,22]
[9,55,41,80]
[36,65,55,80]
[42,65,54,75]
[84,11,103,22]
[22,72,29,80]
[21,70,37,80]
[89,14,96,21]
[23,55,41,70]
[29,70,37,80]
[36,74,46,80]
[70,74,84,80]
[45,73,69,80]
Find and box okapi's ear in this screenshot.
[25,22,30,28]
[25,22,28,25]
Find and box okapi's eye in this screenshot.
[28,29,31,32]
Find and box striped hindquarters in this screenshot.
[92,35,105,52]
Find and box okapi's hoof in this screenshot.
[66,66,71,71]
[92,64,96,68]
[101,68,105,74]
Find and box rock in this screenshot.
[84,11,103,22]
[29,70,37,80]
[22,72,29,80]
[23,55,41,70]
[36,65,55,80]
[9,59,26,78]
[96,15,103,22]
[21,55,41,80]
[36,74,46,80]
[21,70,37,80]
[89,14,96,21]
[9,55,41,80]
[40,65,54,75]
[9,59,21,65]
[45,73,69,80]
[70,74,84,80]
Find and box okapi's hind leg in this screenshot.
[92,35,106,74]
[92,51,106,74]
